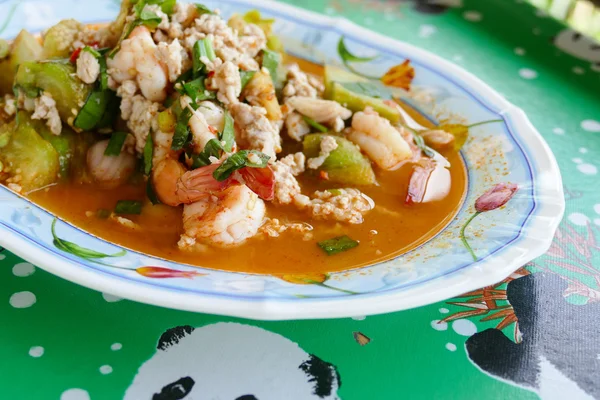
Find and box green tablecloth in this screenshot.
[2,0,599,398]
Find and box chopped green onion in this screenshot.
[240,70,256,91]
[114,200,143,215]
[74,88,118,131]
[261,49,281,83]
[82,46,101,58]
[171,108,192,151]
[146,179,161,205]
[195,3,213,15]
[104,132,129,156]
[213,150,270,181]
[96,209,111,219]
[302,116,328,133]
[190,138,223,169]
[143,133,154,175]
[182,77,216,103]
[219,110,235,152]
[326,189,343,196]
[193,38,216,76]
[317,235,359,256]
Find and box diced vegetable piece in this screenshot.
[157,110,176,133]
[0,30,43,95]
[0,40,9,59]
[0,113,60,191]
[303,134,376,186]
[25,112,77,180]
[317,235,359,256]
[15,61,92,127]
[241,70,282,121]
[42,19,83,59]
[227,14,246,32]
[323,64,369,99]
[329,82,399,123]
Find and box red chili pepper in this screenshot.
[319,170,330,180]
[208,125,218,135]
[69,47,82,63]
[136,266,205,279]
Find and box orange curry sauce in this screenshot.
[27,57,467,275]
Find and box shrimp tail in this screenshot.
[176,164,234,204]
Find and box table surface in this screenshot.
[1,0,600,399]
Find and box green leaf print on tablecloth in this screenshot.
[1,0,600,399]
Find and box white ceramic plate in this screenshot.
[0,0,564,320]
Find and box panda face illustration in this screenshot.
[554,29,600,66]
[125,323,342,400]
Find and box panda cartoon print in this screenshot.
[554,29,600,70]
[125,323,342,400]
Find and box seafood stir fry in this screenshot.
[0,0,469,264]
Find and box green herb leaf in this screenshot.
[146,178,161,205]
[148,0,176,14]
[51,219,126,258]
[317,235,359,256]
[261,49,281,83]
[74,87,118,130]
[143,132,154,175]
[115,200,143,215]
[171,108,192,151]
[412,132,435,158]
[195,3,213,15]
[193,37,216,76]
[302,115,328,133]
[337,36,377,64]
[190,138,223,169]
[104,132,129,156]
[240,70,256,91]
[219,110,235,152]
[182,77,216,103]
[213,150,270,181]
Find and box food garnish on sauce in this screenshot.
[0,0,468,274]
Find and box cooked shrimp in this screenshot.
[87,139,137,188]
[152,158,188,207]
[348,110,412,170]
[153,161,235,206]
[182,97,222,152]
[107,26,168,102]
[179,185,266,248]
